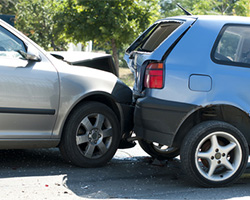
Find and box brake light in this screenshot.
[144,63,164,89]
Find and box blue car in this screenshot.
[125,15,250,187]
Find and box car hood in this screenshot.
[49,51,118,76]
[50,51,110,63]
[51,57,118,95]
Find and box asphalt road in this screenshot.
[0,145,250,200]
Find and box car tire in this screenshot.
[139,139,179,160]
[180,120,249,187]
[59,102,121,168]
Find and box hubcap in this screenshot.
[88,128,102,144]
[195,131,242,181]
[76,113,113,159]
[215,152,221,160]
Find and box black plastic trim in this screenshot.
[0,107,56,115]
[134,97,197,146]
[119,103,134,134]
[111,79,133,104]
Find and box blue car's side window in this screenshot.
[211,24,250,67]
[0,26,26,59]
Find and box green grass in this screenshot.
[119,67,134,87]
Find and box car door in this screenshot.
[0,25,59,139]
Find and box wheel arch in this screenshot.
[172,104,250,149]
[59,92,123,143]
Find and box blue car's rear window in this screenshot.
[126,21,181,53]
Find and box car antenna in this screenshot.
[177,3,192,16]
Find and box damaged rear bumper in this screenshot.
[134,97,197,146]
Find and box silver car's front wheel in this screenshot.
[181,121,249,187]
[76,113,113,159]
[59,102,120,168]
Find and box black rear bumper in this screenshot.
[134,97,197,146]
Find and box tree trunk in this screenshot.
[111,38,119,77]
[51,37,65,51]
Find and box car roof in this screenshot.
[160,15,250,25]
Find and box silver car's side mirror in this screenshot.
[17,50,41,61]
[17,44,41,61]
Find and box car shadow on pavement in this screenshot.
[0,148,249,199]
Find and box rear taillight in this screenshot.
[144,62,164,89]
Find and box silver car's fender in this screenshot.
[50,60,119,139]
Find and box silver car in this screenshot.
[0,19,133,167]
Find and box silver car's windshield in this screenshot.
[0,26,26,59]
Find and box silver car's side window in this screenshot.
[212,24,250,67]
[0,26,26,59]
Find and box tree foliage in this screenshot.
[15,0,67,50]
[192,0,239,15]
[58,0,160,70]
[160,0,201,16]
[160,0,250,16]
[0,0,17,14]
[2,0,250,70]
[233,0,250,16]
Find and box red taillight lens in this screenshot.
[144,63,164,89]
